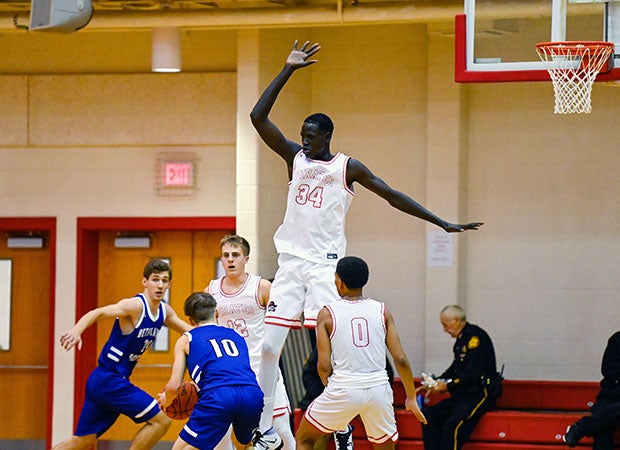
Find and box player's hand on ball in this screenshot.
[157,390,168,410]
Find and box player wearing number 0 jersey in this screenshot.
[159,292,264,450]
[207,235,295,450]
[296,257,427,450]
[324,298,389,389]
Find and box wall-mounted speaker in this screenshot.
[29,0,93,32]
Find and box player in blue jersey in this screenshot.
[158,292,265,450]
[52,259,192,450]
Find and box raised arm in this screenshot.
[347,158,483,232]
[250,40,321,168]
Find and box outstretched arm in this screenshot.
[347,158,483,232]
[250,40,321,168]
[59,297,142,351]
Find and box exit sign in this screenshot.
[156,152,198,196]
[164,162,193,186]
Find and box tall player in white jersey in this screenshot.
[205,235,294,450]
[249,40,483,450]
[296,256,427,450]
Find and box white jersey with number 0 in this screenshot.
[325,298,389,388]
[273,151,353,264]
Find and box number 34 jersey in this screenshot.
[273,151,353,264]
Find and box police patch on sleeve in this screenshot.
[467,336,480,349]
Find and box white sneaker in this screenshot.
[334,424,354,450]
[253,428,283,450]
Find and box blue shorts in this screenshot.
[75,366,160,437]
[180,385,264,449]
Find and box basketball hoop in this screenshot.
[536,41,615,114]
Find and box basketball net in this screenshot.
[536,41,615,114]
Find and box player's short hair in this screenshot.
[336,256,369,289]
[184,292,217,322]
[220,234,250,256]
[304,113,334,134]
[143,259,172,280]
[441,304,467,322]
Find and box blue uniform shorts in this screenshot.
[180,384,264,449]
[75,366,161,437]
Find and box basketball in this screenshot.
[164,381,199,420]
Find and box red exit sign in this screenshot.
[164,162,193,187]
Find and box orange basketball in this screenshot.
[164,381,199,420]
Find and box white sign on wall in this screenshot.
[0,260,12,350]
[427,231,454,267]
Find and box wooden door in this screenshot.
[95,229,228,445]
[0,233,50,448]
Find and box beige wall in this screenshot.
[0,70,238,442]
[1,18,619,444]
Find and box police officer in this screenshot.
[417,304,501,450]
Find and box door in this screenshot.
[95,229,229,445]
[0,229,52,450]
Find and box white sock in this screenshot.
[260,396,276,433]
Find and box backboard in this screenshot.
[455,0,620,82]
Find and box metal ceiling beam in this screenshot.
[0,0,601,30]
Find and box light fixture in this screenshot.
[7,234,44,248]
[151,27,182,73]
[114,236,151,248]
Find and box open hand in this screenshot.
[286,40,321,69]
[405,397,428,425]
[444,222,484,232]
[60,331,82,351]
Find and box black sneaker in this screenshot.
[563,424,583,448]
[253,427,283,450]
[334,424,354,450]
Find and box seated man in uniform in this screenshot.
[417,304,502,450]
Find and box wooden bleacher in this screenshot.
[293,379,617,449]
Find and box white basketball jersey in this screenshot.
[325,298,389,388]
[273,151,354,264]
[207,274,265,372]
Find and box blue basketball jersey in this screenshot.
[185,324,259,392]
[97,294,166,377]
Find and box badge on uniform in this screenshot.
[468,336,480,349]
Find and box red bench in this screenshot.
[293,379,613,448]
